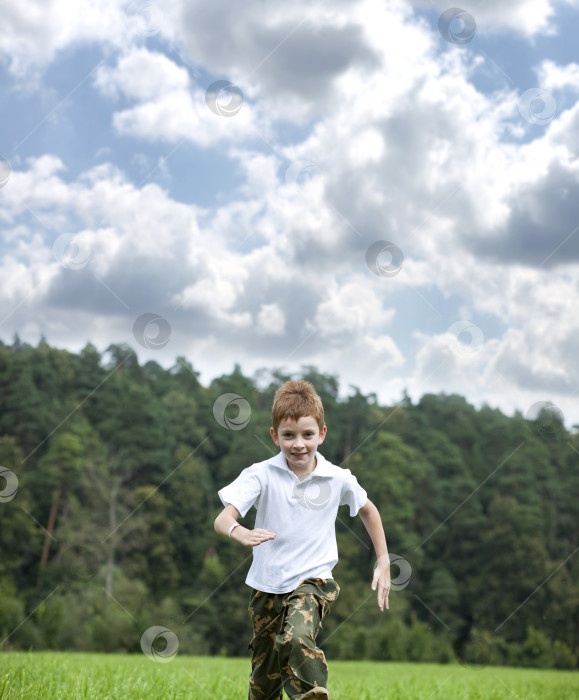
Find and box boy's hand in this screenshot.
[235,527,276,547]
[372,556,391,611]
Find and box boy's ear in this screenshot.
[318,425,327,443]
[270,427,280,445]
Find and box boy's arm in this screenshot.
[214,503,276,547]
[358,499,391,611]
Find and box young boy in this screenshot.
[214,380,391,700]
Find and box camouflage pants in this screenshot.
[247,577,340,700]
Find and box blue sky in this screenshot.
[1,0,579,427]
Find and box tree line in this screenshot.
[0,336,577,669]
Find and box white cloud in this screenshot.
[2,0,579,429]
[410,0,579,37]
[411,305,579,428]
[177,0,382,122]
[412,330,495,399]
[172,256,252,329]
[537,59,579,93]
[2,0,569,84]
[94,48,261,146]
[0,252,56,304]
[256,303,286,335]
[95,48,190,100]
[0,156,201,306]
[310,281,395,341]
[0,0,125,76]
[0,0,183,77]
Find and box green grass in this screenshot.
[0,653,578,699]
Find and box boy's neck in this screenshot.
[287,455,317,481]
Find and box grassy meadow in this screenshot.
[1,653,578,699]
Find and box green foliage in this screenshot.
[0,581,25,646]
[518,626,577,670]
[0,338,578,671]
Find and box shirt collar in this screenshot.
[268,450,333,477]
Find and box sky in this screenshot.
[1,0,579,428]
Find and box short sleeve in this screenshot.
[339,469,368,516]
[218,466,262,518]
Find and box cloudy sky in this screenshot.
[1,0,579,427]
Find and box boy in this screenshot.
[214,380,391,700]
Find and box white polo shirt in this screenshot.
[218,450,368,594]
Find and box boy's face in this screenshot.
[270,415,327,473]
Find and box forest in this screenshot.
[0,337,578,670]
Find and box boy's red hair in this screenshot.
[271,380,325,433]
